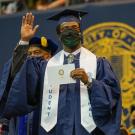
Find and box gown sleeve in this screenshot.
[88,57,122,135]
[10,44,29,79]
[0,44,29,103]
[0,43,47,119]
[1,57,47,119]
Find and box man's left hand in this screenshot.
[70,68,89,84]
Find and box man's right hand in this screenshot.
[21,12,39,42]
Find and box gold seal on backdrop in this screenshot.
[83,22,135,126]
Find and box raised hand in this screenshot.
[21,12,39,41]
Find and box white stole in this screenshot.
[41,47,97,133]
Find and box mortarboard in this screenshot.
[29,36,58,55]
[48,9,88,25]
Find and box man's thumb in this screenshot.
[33,25,39,34]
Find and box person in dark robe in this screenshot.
[17,36,58,135]
[0,10,121,135]
[0,36,58,135]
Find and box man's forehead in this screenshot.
[28,46,50,53]
[60,21,80,28]
[28,46,42,51]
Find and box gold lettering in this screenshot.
[98,31,105,38]
[120,31,127,39]
[90,32,97,41]
[112,30,121,39]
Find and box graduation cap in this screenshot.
[48,9,88,25]
[29,36,58,55]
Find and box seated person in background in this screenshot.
[36,0,65,11]
[66,0,103,6]
[3,0,27,15]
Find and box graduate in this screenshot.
[0,9,122,135]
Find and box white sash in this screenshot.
[41,47,97,133]
[80,47,97,133]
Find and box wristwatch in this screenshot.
[84,76,92,89]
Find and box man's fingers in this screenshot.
[30,15,34,27]
[23,13,28,25]
[24,12,32,25]
[22,16,25,26]
[27,13,33,25]
[71,70,82,77]
[33,25,39,34]
[25,13,29,24]
[71,72,83,77]
[70,68,87,80]
[70,69,88,83]
[71,69,85,75]
[22,13,35,28]
[71,73,82,80]
[28,13,33,25]
[73,76,82,79]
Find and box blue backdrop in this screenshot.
[1,2,135,77]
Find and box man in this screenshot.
[0,36,58,135]
[17,36,58,135]
[0,10,121,135]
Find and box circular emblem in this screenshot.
[58,69,64,76]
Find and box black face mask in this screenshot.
[60,28,82,48]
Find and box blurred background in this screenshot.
[0,0,135,135]
[0,0,105,15]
